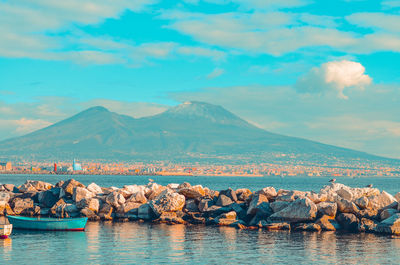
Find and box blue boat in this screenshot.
[6,216,88,231]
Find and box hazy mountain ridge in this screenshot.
[0,101,396,164]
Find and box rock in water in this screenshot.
[268,198,317,222]
[358,218,378,232]
[256,187,277,200]
[62,179,85,196]
[316,202,337,217]
[106,191,126,208]
[73,187,95,203]
[336,213,359,232]
[216,194,233,207]
[87,183,103,194]
[178,185,206,199]
[149,189,185,216]
[38,190,58,208]
[0,192,11,203]
[316,215,341,231]
[376,213,400,234]
[247,194,269,215]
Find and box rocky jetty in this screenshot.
[1,179,400,235]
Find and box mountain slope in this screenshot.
[0,102,393,163]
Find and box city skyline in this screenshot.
[0,0,399,158]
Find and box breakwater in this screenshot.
[1,179,400,235]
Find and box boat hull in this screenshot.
[7,216,88,231]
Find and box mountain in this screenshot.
[0,101,395,164]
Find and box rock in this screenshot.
[305,191,327,204]
[146,183,167,200]
[219,188,238,202]
[149,189,185,216]
[127,190,147,204]
[77,198,100,213]
[0,201,14,216]
[380,208,398,221]
[55,180,64,188]
[49,187,66,199]
[198,197,214,212]
[62,179,85,196]
[55,203,79,218]
[357,208,378,220]
[270,201,290,213]
[247,194,269,215]
[19,180,53,193]
[216,194,233,207]
[336,198,359,214]
[269,198,317,223]
[208,211,237,226]
[116,202,142,218]
[178,182,191,189]
[236,189,252,201]
[138,203,156,220]
[167,183,179,189]
[230,203,247,220]
[3,184,15,192]
[106,191,126,208]
[11,198,34,215]
[80,208,99,220]
[249,205,273,226]
[336,213,359,232]
[179,185,206,199]
[184,199,199,212]
[98,203,114,220]
[394,192,400,202]
[183,212,206,224]
[0,192,11,203]
[38,190,58,208]
[275,190,306,202]
[229,220,247,229]
[354,196,369,210]
[368,191,398,211]
[40,208,50,216]
[358,218,378,232]
[317,202,337,217]
[256,187,277,200]
[294,223,321,231]
[376,213,400,234]
[50,198,67,216]
[337,187,353,201]
[73,187,94,203]
[87,183,103,194]
[263,222,291,230]
[316,215,341,231]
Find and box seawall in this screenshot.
[1,179,400,234]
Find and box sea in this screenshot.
[1,174,400,264]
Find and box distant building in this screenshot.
[73,159,82,171]
[0,162,12,171]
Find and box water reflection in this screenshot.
[0,221,399,264]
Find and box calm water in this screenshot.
[1,174,400,264]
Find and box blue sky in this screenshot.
[0,0,400,158]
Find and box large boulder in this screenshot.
[145,183,167,200]
[106,191,126,208]
[376,213,400,234]
[305,191,327,204]
[178,185,206,199]
[336,187,353,201]
[198,197,214,212]
[138,203,156,220]
[76,198,100,213]
[116,202,142,218]
[358,218,378,232]
[11,197,34,215]
[0,192,11,203]
[3,184,15,192]
[219,188,238,202]
[55,203,79,218]
[336,213,359,232]
[354,196,369,210]
[213,211,237,226]
[368,191,397,211]
[19,180,53,193]
[316,215,341,231]
[380,208,398,221]
[127,190,147,204]
[87,183,103,194]
[98,203,114,220]
[247,194,269,215]
[275,190,306,202]
[62,179,85,196]
[38,190,59,208]
[236,188,252,201]
[294,223,321,232]
[317,202,337,217]
[336,198,359,214]
[270,201,290,213]
[216,194,233,207]
[0,201,14,216]
[256,187,277,200]
[184,199,199,212]
[73,187,94,203]
[80,208,99,220]
[149,189,185,216]
[268,197,317,223]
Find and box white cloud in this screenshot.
[177,46,226,61]
[295,60,372,99]
[206,68,225,79]
[347,13,400,32]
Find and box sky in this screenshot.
[0,0,399,158]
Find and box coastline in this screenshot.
[1,178,400,235]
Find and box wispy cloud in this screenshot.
[206,68,225,79]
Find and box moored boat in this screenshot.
[0,223,13,239]
[7,216,88,231]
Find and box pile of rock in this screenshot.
[1,179,400,234]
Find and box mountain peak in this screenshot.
[84,106,110,113]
